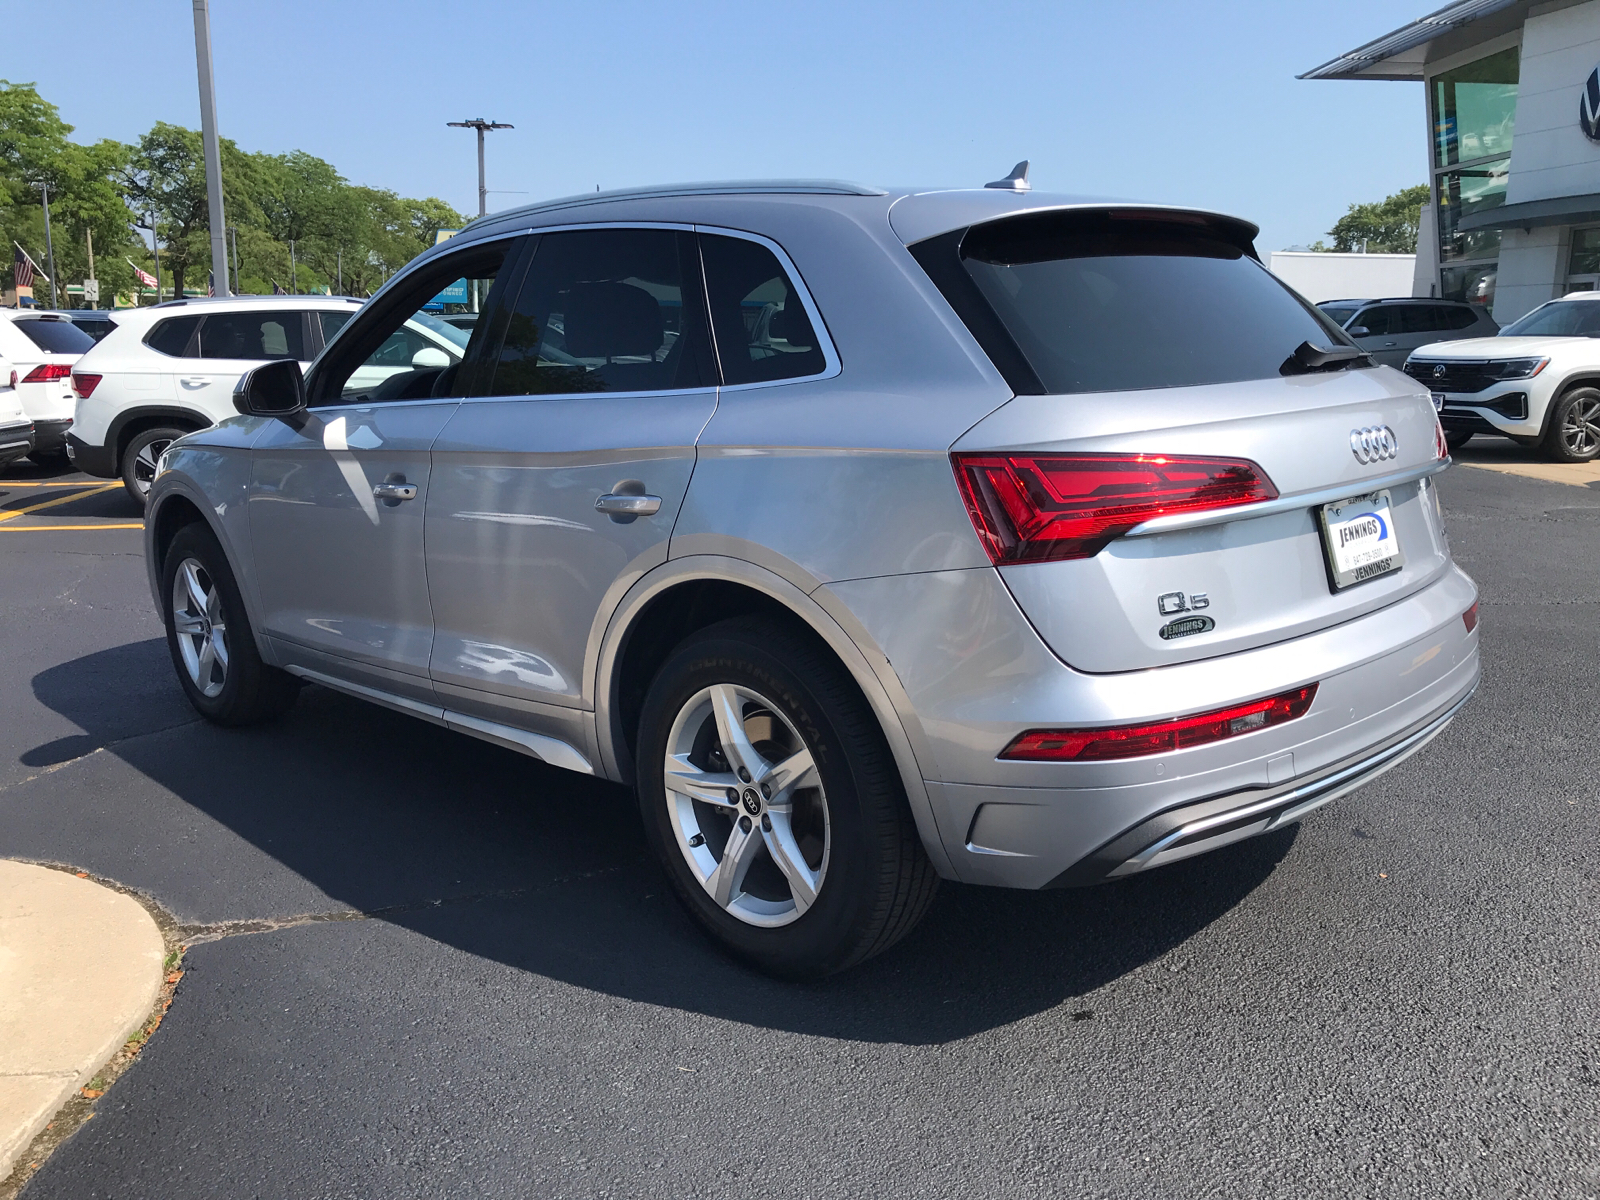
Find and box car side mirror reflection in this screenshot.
[1347,326,1371,338]
[233,358,306,419]
[412,346,450,369]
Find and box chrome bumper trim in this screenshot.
[1108,684,1476,877]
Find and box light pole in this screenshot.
[29,181,58,308]
[446,118,513,217]
[192,0,230,296]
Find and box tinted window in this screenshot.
[492,228,712,396]
[144,315,201,357]
[939,211,1349,394]
[70,316,115,342]
[1350,306,1394,336]
[14,318,94,353]
[699,235,825,385]
[1499,300,1600,337]
[1445,306,1481,330]
[1319,305,1359,327]
[1396,305,1445,334]
[318,311,354,344]
[198,311,306,361]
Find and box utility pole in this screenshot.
[86,227,95,309]
[30,182,58,308]
[446,118,513,217]
[192,0,230,296]
[229,225,240,293]
[149,202,160,305]
[289,239,296,294]
[337,246,342,295]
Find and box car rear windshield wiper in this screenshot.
[1280,341,1372,375]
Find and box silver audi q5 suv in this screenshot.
[144,180,1480,977]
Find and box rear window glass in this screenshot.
[319,311,354,343]
[144,315,201,357]
[699,234,826,385]
[14,318,94,353]
[921,211,1351,395]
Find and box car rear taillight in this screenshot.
[951,453,1278,564]
[1434,415,1449,460]
[23,363,73,383]
[72,373,101,398]
[1463,602,1479,633]
[1000,684,1319,763]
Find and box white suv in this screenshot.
[69,295,472,502]
[1404,291,1600,461]
[0,355,29,470]
[0,311,96,463]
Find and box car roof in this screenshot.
[1551,291,1600,302]
[1321,297,1476,307]
[146,294,363,310]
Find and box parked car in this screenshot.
[0,356,31,471]
[0,311,95,463]
[1404,291,1600,460]
[67,311,120,343]
[144,180,1479,978]
[68,295,466,503]
[1318,297,1498,368]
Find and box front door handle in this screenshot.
[595,491,662,520]
[373,480,419,504]
[180,376,210,387]
[1383,341,1399,347]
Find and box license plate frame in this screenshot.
[1317,488,1405,592]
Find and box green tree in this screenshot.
[1323,185,1432,253]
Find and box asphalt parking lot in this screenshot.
[1,446,1597,1199]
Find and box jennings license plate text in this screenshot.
[1320,489,1404,590]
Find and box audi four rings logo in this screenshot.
[1351,426,1399,464]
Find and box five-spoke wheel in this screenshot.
[171,557,229,698]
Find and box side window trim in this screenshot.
[691,223,841,390]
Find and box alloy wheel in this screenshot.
[1560,396,1600,457]
[171,557,229,698]
[132,437,175,496]
[661,683,830,928]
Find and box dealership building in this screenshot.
[1304,0,1600,323]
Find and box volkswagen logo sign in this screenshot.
[1583,64,1600,143]
[1432,363,1447,379]
[1350,425,1399,465]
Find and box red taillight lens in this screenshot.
[1462,602,1479,633]
[23,363,73,383]
[951,453,1277,564]
[1000,684,1318,762]
[71,373,101,398]
[1434,415,1449,460]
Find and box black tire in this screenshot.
[1542,386,1600,463]
[635,617,938,979]
[1444,429,1474,451]
[122,426,189,506]
[161,521,300,726]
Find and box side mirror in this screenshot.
[233,358,306,418]
[412,346,450,369]
[1347,326,1371,338]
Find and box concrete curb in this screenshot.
[0,861,164,1180]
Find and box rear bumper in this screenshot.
[0,420,34,466]
[65,433,117,478]
[1047,684,1473,886]
[29,418,72,455]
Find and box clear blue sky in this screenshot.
[6,0,1423,252]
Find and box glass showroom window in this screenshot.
[1566,227,1600,293]
[1430,46,1518,309]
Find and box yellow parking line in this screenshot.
[0,523,144,531]
[0,480,111,488]
[0,483,123,523]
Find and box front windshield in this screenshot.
[1500,300,1600,337]
[408,309,473,350]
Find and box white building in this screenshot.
[1266,251,1418,302]
[1304,0,1600,324]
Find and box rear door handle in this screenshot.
[1383,341,1399,347]
[595,492,662,517]
[373,481,419,503]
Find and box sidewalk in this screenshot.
[0,861,165,1181]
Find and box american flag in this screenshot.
[13,243,37,288]
[127,259,158,288]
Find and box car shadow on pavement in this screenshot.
[28,639,1296,1047]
